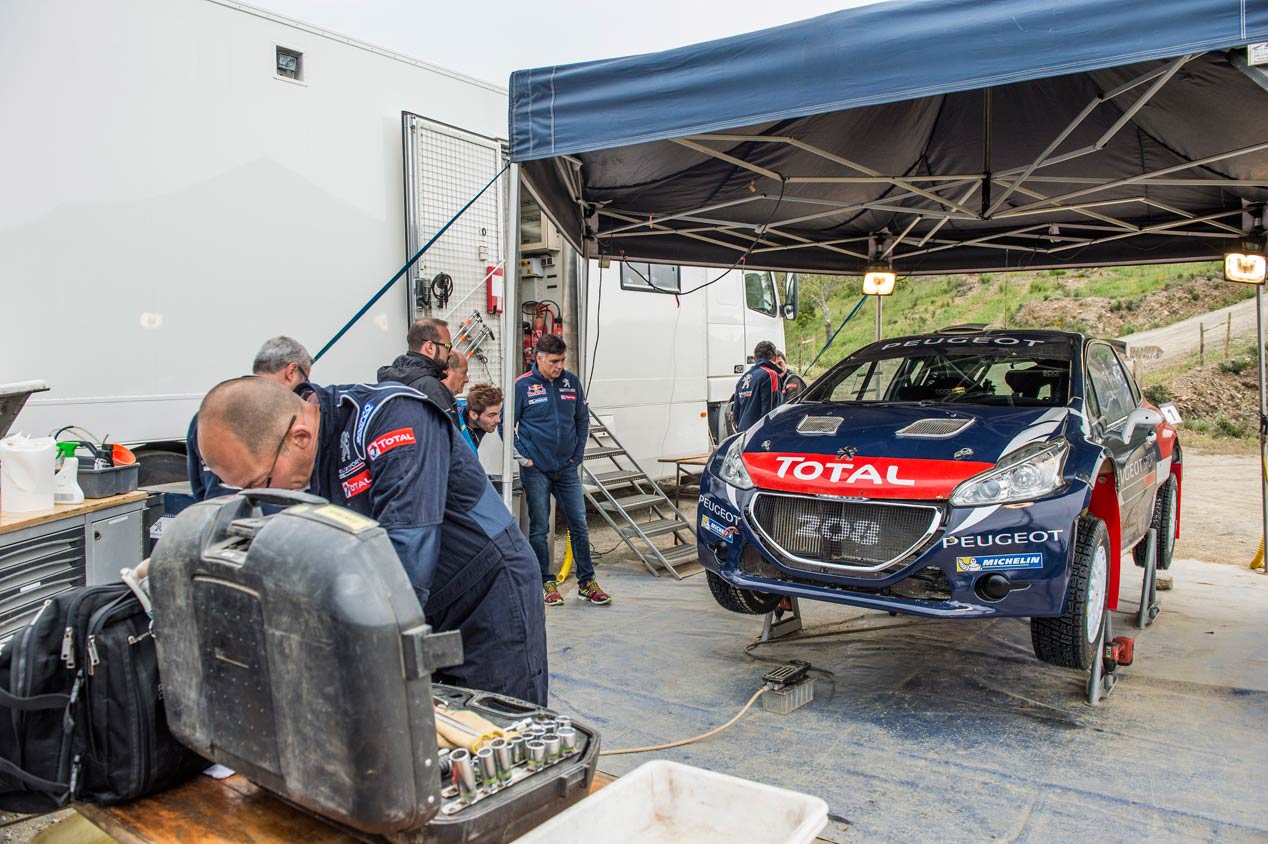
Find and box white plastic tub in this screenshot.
[510,760,828,844]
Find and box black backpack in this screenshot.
[0,582,207,812]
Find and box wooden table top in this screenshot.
[76,770,617,844]
[0,491,148,534]
[656,453,712,466]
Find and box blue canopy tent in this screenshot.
[509,0,1268,275]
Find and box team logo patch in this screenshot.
[366,428,416,460]
[528,396,548,405]
[354,402,377,444]
[338,459,365,480]
[560,393,577,401]
[341,469,372,498]
[527,384,546,397]
[956,553,1043,572]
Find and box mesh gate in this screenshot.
[402,113,505,383]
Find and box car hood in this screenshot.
[740,402,1072,500]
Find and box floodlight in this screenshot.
[1224,234,1267,285]
[862,265,897,296]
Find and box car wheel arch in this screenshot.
[1085,461,1124,612]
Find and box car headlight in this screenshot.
[716,435,754,490]
[950,439,1069,506]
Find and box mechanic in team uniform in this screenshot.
[732,340,784,431]
[196,376,547,706]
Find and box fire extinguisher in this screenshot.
[521,301,563,370]
[485,265,504,314]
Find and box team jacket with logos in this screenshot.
[306,381,547,703]
[510,366,589,473]
[732,359,784,431]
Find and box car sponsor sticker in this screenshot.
[366,428,416,460]
[956,553,1042,572]
[699,496,741,525]
[943,528,1064,549]
[743,452,993,500]
[342,469,372,499]
[880,336,1048,350]
[700,514,738,543]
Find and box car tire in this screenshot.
[706,571,781,615]
[1030,515,1110,670]
[1132,476,1177,571]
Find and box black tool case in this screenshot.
[149,491,599,844]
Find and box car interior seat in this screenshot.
[1005,367,1066,401]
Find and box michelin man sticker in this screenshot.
[956,553,1043,572]
[700,514,739,543]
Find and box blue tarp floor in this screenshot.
[545,522,1267,842]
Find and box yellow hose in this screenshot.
[599,687,767,756]
[557,531,574,582]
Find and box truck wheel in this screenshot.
[1031,515,1109,670]
[706,571,781,615]
[1133,476,1177,570]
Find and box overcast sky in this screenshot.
[251,0,877,86]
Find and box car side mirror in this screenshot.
[783,273,799,321]
[1118,407,1162,445]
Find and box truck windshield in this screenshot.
[802,346,1073,407]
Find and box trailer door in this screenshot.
[401,113,505,383]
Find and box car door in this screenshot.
[1084,342,1156,544]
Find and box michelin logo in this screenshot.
[956,553,1043,572]
[700,515,737,543]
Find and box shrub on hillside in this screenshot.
[1219,357,1252,375]
[1143,384,1172,405]
[1215,415,1248,438]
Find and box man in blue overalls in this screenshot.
[196,376,547,705]
[512,335,611,608]
[732,340,784,431]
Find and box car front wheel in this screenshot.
[1031,515,1110,670]
[706,571,781,615]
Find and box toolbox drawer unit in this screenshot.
[0,493,147,642]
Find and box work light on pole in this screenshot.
[863,263,897,296]
[1224,234,1268,285]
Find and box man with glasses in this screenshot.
[377,318,461,429]
[186,335,313,500]
[194,376,548,705]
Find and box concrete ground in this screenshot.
[542,449,1268,843]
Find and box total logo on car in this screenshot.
[698,328,1181,671]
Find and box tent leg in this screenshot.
[1259,285,1268,576]
[501,164,520,509]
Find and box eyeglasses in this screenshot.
[252,414,296,489]
[430,340,453,351]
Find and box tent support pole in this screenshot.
[875,296,883,343]
[1258,284,1268,576]
[501,163,520,510]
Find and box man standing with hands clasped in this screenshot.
[512,335,612,607]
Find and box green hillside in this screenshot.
[784,261,1248,377]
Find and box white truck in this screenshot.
[580,260,795,474]
[2,0,508,477]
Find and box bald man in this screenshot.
[196,377,547,705]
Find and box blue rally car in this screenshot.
[698,328,1181,670]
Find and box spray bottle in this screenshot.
[53,441,85,505]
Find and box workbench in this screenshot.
[74,769,617,844]
[0,491,148,640]
[656,453,711,509]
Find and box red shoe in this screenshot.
[576,579,612,605]
[543,580,564,607]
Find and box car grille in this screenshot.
[750,493,940,571]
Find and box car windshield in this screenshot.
[802,338,1074,407]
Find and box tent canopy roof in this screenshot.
[510,0,1268,275]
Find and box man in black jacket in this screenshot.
[377,318,461,428]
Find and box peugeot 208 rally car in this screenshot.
[698,329,1181,670]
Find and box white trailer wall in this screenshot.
[0,0,506,443]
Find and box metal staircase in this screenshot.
[580,410,701,579]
